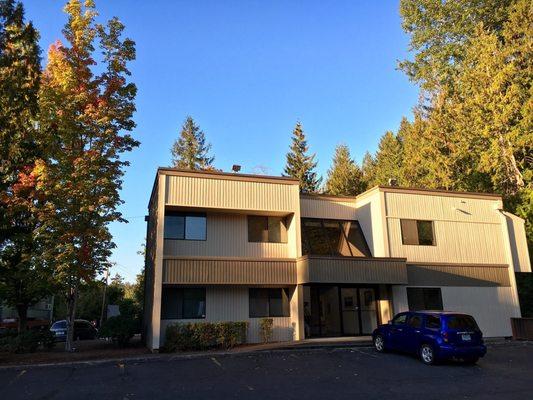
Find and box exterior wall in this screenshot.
[392,285,521,337]
[406,263,510,287]
[159,286,295,345]
[164,213,291,258]
[385,192,507,264]
[165,172,299,214]
[503,212,531,273]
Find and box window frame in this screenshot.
[301,218,371,257]
[248,288,290,318]
[247,216,288,244]
[406,287,443,311]
[400,219,436,246]
[161,287,206,320]
[164,212,207,241]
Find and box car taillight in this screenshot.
[442,331,449,343]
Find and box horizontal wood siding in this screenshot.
[163,258,297,285]
[159,286,295,344]
[164,213,290,258]
[407,263,510,287]
[165,175,299,212]
[297,256,407,284]
[387,218,507,264]
[504,212,531,273]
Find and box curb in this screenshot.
[0,342,374,371]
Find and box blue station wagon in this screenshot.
[372,311,487,365]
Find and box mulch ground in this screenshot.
[0,335,151,367]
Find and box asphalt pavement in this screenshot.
[1,342,532,400]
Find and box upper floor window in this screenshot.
[400,219,435,246]
[301,218,371,257]
[247,216,287,243]
[164,212,206,240]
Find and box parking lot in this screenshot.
[1,342,532,400]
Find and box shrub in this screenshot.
[259,318,273,343]
[99,315,137,347]
[0,329,56,353]
[163,321,248,352]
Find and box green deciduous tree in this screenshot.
[171,116,214,170]
[37,0,138,351]
[325,144,365,196]
[0,0,50,332]
[284,122,321,193]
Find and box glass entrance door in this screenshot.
[358,288,377,335]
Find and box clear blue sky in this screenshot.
[23,0,418,282]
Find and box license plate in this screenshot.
[461,334,471,341]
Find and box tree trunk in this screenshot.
[16,303,28,333]
[65,283,79,352]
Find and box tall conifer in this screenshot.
[170,116,214,170]
[284,122,321,193]
[325,144,364,196]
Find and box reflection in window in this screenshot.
[161,287,206,319]
[400,219,435,246]
[249,288,290,317]
[165,212,206,240]
[301,218,371,257]
[407,288,443,311]
[248,216,287,243]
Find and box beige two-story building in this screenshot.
[143,168,531,351]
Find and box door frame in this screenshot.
[307,284,381,337]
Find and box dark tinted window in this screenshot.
[400,219,435,246]
[407,288,443,311]
[161,287,205,319]
[392,314,408,325]
[426,315,441,330]
[249,288,290,318]
[165,212,206,240]
[408,315,423,328]
[301,218,370,257]
[52,321,67,329]
[447,315,478,330]
[248,216,287,243]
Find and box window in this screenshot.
[161,287,206,319]
[247,216,287,243]
[400,220,435,246]
[447,315,478,330]
[392,313,408,325]
[249,288,290,317]
[407,288,443,311]
[426,315,441,330]
[301,218,371,257]
[164,212,206,240]
[408,315,423,329]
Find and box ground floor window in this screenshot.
[249,288,290,318]
[161,287,206,319]
[407,287,443,311]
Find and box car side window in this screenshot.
[392,313,407,325]
[426,315,441,330]
[408,315,423,329]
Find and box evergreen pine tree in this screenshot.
[325,144,364,196]
[372,131,404,186]
[284,122,321,193]
[171,116,214,170]
[361,151,376,189]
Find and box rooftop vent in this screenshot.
[388,178,398,186]
[232,164,241,173]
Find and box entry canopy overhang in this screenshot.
[297,255,408,285]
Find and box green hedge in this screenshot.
[0,329,55,354]
[163,321,248,352]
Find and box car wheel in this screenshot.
[374,335,386,353]
[420,344,436,365]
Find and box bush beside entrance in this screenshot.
[163,321,248,352]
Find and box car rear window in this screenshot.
[52,321,66,329]
[447,315,478,330]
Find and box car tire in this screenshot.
[373,334,386,353]
[419,344,436,365]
